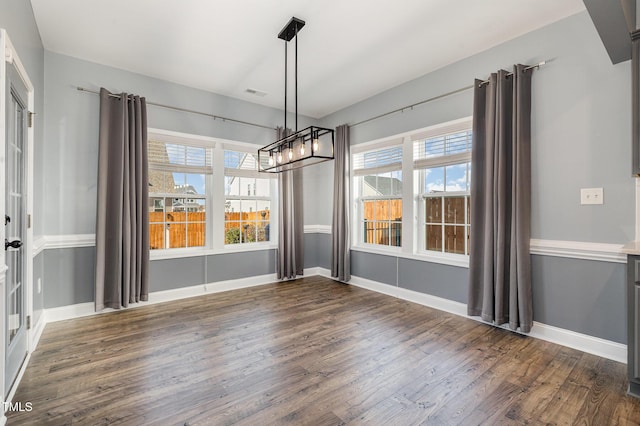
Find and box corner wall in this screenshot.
[41,51,318,309]
[306,11,632,345]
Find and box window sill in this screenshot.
[350,245,469,268]
[150,243,277,261]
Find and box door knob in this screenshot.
[5,239,22,250]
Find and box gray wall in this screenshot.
[350,250,626,344]
[22,7,634,348]
[146,250,277,292]
[32,251,44,325]
[307,11,632,345]
[43,247,95,308]
[43,51,319,236]
[41,51,313,308]
[320,12,634,244]
[43,247,277,308]
[304,233,331,270]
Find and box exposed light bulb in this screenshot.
[288,148,294,160]
[313,138,319,152]
[268,154,274,166]
[300,142,306,156]
[277,151,283,163]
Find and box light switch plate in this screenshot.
[580,187,604,205]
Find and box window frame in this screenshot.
[223,147,276,247]
[415,129,472,259]
[350,117,472,268]
[148,128,278,261]
[352,140,404,253]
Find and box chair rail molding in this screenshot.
[38,231,625,264]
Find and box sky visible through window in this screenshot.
[423,164,469,193]
[163,143,208,195]
[420,131,471,193]
[163,145,259,195]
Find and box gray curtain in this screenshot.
[277,127,304,279]
[95,88,149,310]
[468,65,532,333]
[331,124,350,281]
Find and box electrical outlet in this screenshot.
[37,278,42,293]
[580,188,604,205]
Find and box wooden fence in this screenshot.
[149,212,205,249]
[362,199,402,246]
[362,199,402,221]
[149,210,270,249]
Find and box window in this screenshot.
[414,129,471,255]
[148,139,211,250]
[147,131,277,254]
[224,150,272,245]
[350,118,472,264]
[353,143,403,247]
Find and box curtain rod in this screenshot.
[477,61,546,87]
[350,61,546,128]
[76,87,276,131]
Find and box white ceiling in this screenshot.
[30,0,585,118]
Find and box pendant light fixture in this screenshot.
[258,17,335,173]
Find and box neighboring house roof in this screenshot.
[148,139,177,193]
[174,184,198,195]
[363,175,401,197]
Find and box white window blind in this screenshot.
[353,144,403,176]
[413,130,472,170]
[148,140,213,174]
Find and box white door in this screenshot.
[4,60,28,396]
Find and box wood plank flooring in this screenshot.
[7,276,640,425]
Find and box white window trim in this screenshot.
[147,128,278,259]
[419,192,471,257]
[350,117,472,267]
[223,147,276,247]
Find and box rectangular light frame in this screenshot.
[258,125,334,173]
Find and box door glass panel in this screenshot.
[6,64,29,396]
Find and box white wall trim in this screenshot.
[44,302,95,323]
[32,236,45,256]
[351,245,470,268]
[37,231,627,265]
[344,270,627,364]
[45,273,279,323]
[529,239,625,263]
[44,234,95,250]
[29,315,46,353]
[303,225,331,234]
[149,244,277,261]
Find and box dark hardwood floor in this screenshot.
[7,276,640,425]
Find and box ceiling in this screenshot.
[30,0,585,118]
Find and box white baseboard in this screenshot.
[303,267,333,278]
[29,314,46,353]
[46,273,280,323]
[346,271,627,364]
[42,268,627,364]
[45,302,95,323]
